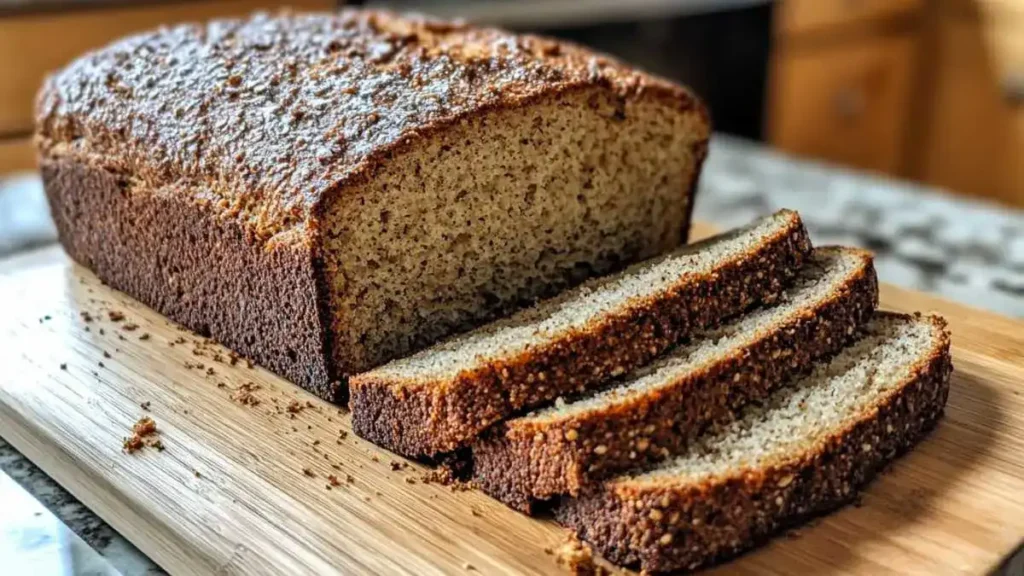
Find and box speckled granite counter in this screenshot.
[0,135,1021,575]
[695,136,1024,318]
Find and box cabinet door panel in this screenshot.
[769,34,917,175]
[920,18,1024,207]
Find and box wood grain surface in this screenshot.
[1,229,1022,575]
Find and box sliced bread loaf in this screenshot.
[38,11,710,401]
[351,210,812,456]
[474,247,879,512]
[556,312,952,573]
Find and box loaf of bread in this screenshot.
[36,10,710,400]
[557,313,952,573]
[350,210,812,457]
[474,247,879,512]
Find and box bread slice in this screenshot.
[556,312,952,573]
[474,247,879,512]
[351,210,812,456]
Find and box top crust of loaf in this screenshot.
[35,9,707,243]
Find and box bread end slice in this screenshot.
[352,210,811,457]
[474,247,879,512]
[557,312,952,573]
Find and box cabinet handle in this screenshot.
[833,88,866,120]
[1004,74,1024,107]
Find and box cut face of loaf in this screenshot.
[474,247,879,512]
[35,11,709,401]
[350,210,812,456]
[323,87,709,374]
[557,313,953,573]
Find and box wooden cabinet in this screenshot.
[777,0,923,36]
[769,0,1024,207]
[918,11,1024,205]
[0,137,33,175]
[769,35,917,175]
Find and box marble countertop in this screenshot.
[0,135,1021,575]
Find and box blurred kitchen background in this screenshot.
[1,0,1023,320]
[0,4,1022,574]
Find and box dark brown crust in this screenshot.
[350,212,813,457]
[41,159,338,400]
[474,249,879,512]
[556,313,953,573]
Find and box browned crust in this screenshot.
[350,212,813,457]
[556,313,953,573]
[474,249,879,512]
[40,159,339,400]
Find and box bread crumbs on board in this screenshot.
[231,382,262,406]
[133,416,157,436]
[122,435,145,454]
[123,416,160,454]
[554,536,609,576]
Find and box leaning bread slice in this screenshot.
[474,247,878,512]
[351,210,812,456]
[557,312,952,573]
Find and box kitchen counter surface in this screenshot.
[1,135,1021,575]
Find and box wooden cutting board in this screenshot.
[1,229,1023,575]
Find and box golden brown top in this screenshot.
[36,10,697,242]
